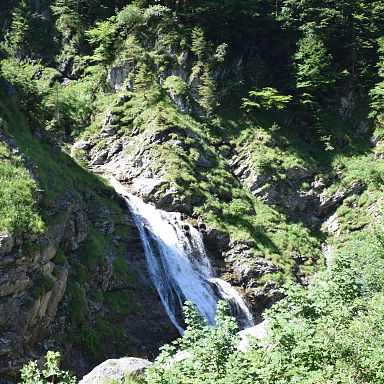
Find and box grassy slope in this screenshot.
[81,91,323,284]
[0,88,144,359]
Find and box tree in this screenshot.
[86,19,117,65]
[294,31,335,104]
[369,38,384,119]
[241,87,292,112]
[1,0,33,57]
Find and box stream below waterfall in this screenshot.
[109,177,254,334]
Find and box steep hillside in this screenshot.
[0,87,177,377]
[0,0,383,381]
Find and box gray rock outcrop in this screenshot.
[79,357,151,384]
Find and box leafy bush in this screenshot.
[163,75,188,96]
[242,87,292,112]
[144,226,384,384]
[19,351,77,384]
[146,301,239,383]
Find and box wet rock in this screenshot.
[0,235,14,257]
[79,357,151,384]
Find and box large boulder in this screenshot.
[238,321,268,352]
[79,357,152,384]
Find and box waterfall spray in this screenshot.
[109,177,254,333]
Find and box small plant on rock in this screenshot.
[19,351,77,384]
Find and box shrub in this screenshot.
[241,87,292,112]
[19,351,77,384]
[146,301,239,383]
[163,76,188,96]
[33,273,55,298]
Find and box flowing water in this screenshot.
[109,177,254,333]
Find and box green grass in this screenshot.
[53,248,67,265]
[0,129,45,234]
[66,282,87,325]
[113,256,136,284]
[0,87,115,220]
[79,226,108,270]
[74,316,124,359]
[105,290,143,315]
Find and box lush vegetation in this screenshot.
[19,351,76,384]
[19,224,384,383]
[143,225,384,384]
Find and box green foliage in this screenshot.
[86,19,117,65]
[191,27,208,59]
[370,37,384,121]
[33,273,55,297]
[242,88,292,112]
[66,282,86,325]
[19,351,77,384]
[79,227,108,270]
[5,1,384,381]
[51,0,83,58]
[278,0,384,86]
[1,0,33,56]
[294,31,335,103]
[163,75,188,96]
[146,301,239,383]
[74,317,122,359]
[113,256,136,284]
[145,227,384,383]
[0,132,44,235]
[45,80,93,136]
[198,68,218,115]
[53,249,67,265]
[104,290,142,315]
[73,263,90,284]
[116,5,145,29]
[90,289,104,302]
[0,58,45,123]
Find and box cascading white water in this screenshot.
[109,177,254,333]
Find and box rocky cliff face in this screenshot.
[68,60,381,330]
[0,123,177,381]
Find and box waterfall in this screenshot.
[109,177,254,333]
